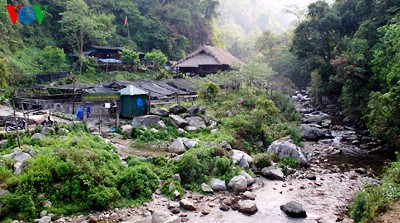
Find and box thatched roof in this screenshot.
[174,45,244,68]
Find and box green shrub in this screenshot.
[160,180,184,199]
[177,147,239,191]
[350,191,369,223]
[0,193,36,219]
[118,165,159,202]
[88,186,121,210]
[253,153,273,169]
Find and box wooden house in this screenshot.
[173,45,244,76]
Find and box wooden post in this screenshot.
[12,91,21,148]
[99,107,102,134]
[115,101,119,129]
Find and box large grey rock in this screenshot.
[150,108,170,117]
[185,117,206,129]
[131,115,161,128]
[301,124,326,141]
[261,166,284,181]
[231,150,253,165]
[121,125,133,135]
[169,115,189,128]
[199,106,207,114]
[179,199,197,211]
[219,141,232,151]
[169,104,187,115]
[13,162,23,175]
[58,128,69,135]
[182,138,198,149]
[38,216,52,223]
[238,200,258,215]
[187,105,199,115]
[201,114,212,125]
[243,191,256,200]
[228,176,248,192]
[168,138,186,154]
[209,178,226,191]
[267,139,308,167]
[31,133,47,140]
[0,140,8,148]
[3,151,31,164]
[240,171,255,186]
[157,120,167,129]
[280,201,307,218]
[201,183,214,193]
[41,127,55,135]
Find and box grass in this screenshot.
[349,153,400,222]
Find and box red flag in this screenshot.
[124,16,128,26]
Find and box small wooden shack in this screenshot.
[174,45,244,76]
[119,85,149,118]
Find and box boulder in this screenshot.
[31,133,47,140]
[180,113,191,119]
[150,108,170,117]
[187,105,199,115]
[37,216,51,223]
[179,199,197,211]
[267,139,308,167]
[185,117,206,129]
[151,210,180,223]
[280,201,307,218]
[201,183,214,193]
[219,203,230,211]
[4,151,32,164]
[88,216,99,223]
[228,176,248,192]
[157,120,167,129]
[209,178,226,191]
[301,124,327,141]
[261,166,284,181]
[238,200,258,215]
[168,138,186,154]
[240,171,255,186]
[231,150,253,165]
[185,126,197,132]
[58,128,69,135]
[0,140,8,148]
[219,141,233,151]
[172,174,181,182]
[132,115,161,128]
[199,106,207,114]
[41,127,55,135]
[121,125,133,135]
[201,114,212,125]
[343,131,359,141]
[13,162,23,175]
[182,139,198,149]
[168,201,180,209]
[177,128,187,134]
[306,173,317,180]
[169,115,189,128]
[169,104,187,115]
[243,191,256,200]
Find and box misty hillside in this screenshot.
[216,0,319,60]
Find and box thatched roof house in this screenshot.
[174,45,244,76]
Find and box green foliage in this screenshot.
[118,165,159,202]
[176,147,239,191]
[276,157,300,175]
[119,49,140,67]
[253,153,273,169]
[39,46,67,73]
[349,154,400,222]
[80,56,97,74]
[0,57,9,89]
[144,49,168,69]
[198,82,220,100]
[160,180,184,199]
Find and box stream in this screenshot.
[56,91,394,223]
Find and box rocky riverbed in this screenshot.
[51,90,393,223]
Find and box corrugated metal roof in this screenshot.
[119,85,148,96]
